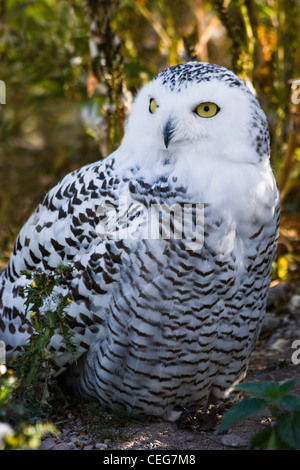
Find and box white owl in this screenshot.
[0,62,279,421]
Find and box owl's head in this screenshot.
[122,62,270,166]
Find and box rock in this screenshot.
[220,433,247,448]
[270,337,288,351]
[53,442,71,450]
[40,438,57,450]
[260,312,281,334]
[96,442,108,450]
[288,295,300,314]
[267,283,290,310]
[67,441,75,450]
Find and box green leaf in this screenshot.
[215,397,268,434]
[276,411,300,449]
[280,394,300,411]
[266,427,289,450]
[295,147,300,162]
[277,379,297,396]
[236,379,296,400]
[235,381,276,397]
[249,427,273,450]
[251,425,293,450]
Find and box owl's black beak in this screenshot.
[163,117,176,149]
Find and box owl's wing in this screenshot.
[0,155,129,371]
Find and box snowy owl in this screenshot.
[0,62,279,421]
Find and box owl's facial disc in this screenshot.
[122,62,270,165]
[148,94,222,149]
[162,102,220,148]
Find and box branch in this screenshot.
[136,3,172,49]
[278,6,300,200]
[212,0,246,74]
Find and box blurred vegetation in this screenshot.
[0,367,58,449]
[0,0,300,279]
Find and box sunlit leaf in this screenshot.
[295,148,300,162]
[277,256,289,280]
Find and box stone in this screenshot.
[220,433,246,448]
[40,438,57,450]
[53,442,71,450]
[96,443,108,450]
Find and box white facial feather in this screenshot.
[122,62,269,170]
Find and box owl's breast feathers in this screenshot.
[1,153,278,351]
[0,151,279,419]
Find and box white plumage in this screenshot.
[0,62,279,420]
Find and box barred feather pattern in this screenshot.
[0,62,279,421]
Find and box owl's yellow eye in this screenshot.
[149,98,158,114]
[195,102,219,118]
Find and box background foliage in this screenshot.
[0,0,300,451]
[0,0,300,279]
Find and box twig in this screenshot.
[278,6,300,200]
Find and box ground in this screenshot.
[40,281,300,451]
